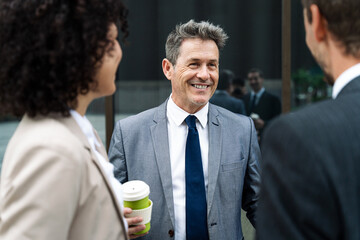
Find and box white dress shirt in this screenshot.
[70,110,127,229]
[250,87,265,106]
[166,96,209,240]
[332,63,360,99]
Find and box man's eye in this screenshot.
[189,63,199,67]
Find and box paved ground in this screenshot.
[0,114,255,239]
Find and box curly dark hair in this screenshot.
[301,0,360,58]
[0,0,129,117]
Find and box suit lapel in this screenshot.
[207,104,222,213]
[59,115,127,233]
[150,100,176,227]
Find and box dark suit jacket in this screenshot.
[210,90,246,115]
[108,100,261,240]
[244,91,281,140]
[244,91,281,121]
[256,76,360,240]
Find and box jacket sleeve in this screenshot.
[108,120,128,184]
[242,118,261,227]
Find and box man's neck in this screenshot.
[328,38,360,82]
[252,87,265,95]
[333,58,360,82]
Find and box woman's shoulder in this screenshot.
[7,115,87,161]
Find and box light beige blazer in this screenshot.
[0,114,128,240]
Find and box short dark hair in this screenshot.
[165,19,228,65]
[248,68,264,78]
[217,69,235,90]
[0,0,129,117]
[301,0,360,57]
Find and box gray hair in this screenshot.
[165,19,229,65]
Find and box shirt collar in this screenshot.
[70,109,100,148]
[214,90,228,95]
[332,63,360,99]
[167,94,208,129]
[251,87,265,98]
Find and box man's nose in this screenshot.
[196,65,210,80]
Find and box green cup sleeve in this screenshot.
[124,200,153,225]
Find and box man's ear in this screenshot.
[309,4,328,42]
[162,58,174,81]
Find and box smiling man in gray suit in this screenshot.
[109,20,261,240]
[257,0,360,239]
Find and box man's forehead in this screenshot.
[248,72,260,76]
[184,57,218,62]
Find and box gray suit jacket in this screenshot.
[257,76,360,240]
[109,100,261,240]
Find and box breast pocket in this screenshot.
[218,159,245,206]
[221,159,244,172]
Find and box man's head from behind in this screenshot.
[232,77,247,98]
[217,69,235,91]
[247,68,264,93]
[302,0,360,84]
[162,20,228,113]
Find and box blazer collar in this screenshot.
[150,99,176,226]
[207,104,222,213]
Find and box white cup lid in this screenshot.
[122,180,150,201]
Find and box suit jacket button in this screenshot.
[168,229,174,237]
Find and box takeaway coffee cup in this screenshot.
[122,180,153,235]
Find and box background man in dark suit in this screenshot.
[257,0,360,239]
[210,69,246,115]
[243,68,281,141]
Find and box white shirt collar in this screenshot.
[332,63,360,99]
[69,109,101,148]
[251,87,265,98]
[167,94,208,129]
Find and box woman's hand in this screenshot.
[124,207,148,239]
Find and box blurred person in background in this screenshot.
[244,68,281,142]
[231,76,247,100]
[210,69,246,115]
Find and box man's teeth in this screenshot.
[193,84,207,89]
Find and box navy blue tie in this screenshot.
[185,115,209,240]
[249,94,257,115]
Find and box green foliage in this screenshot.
[292,68,329,104]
